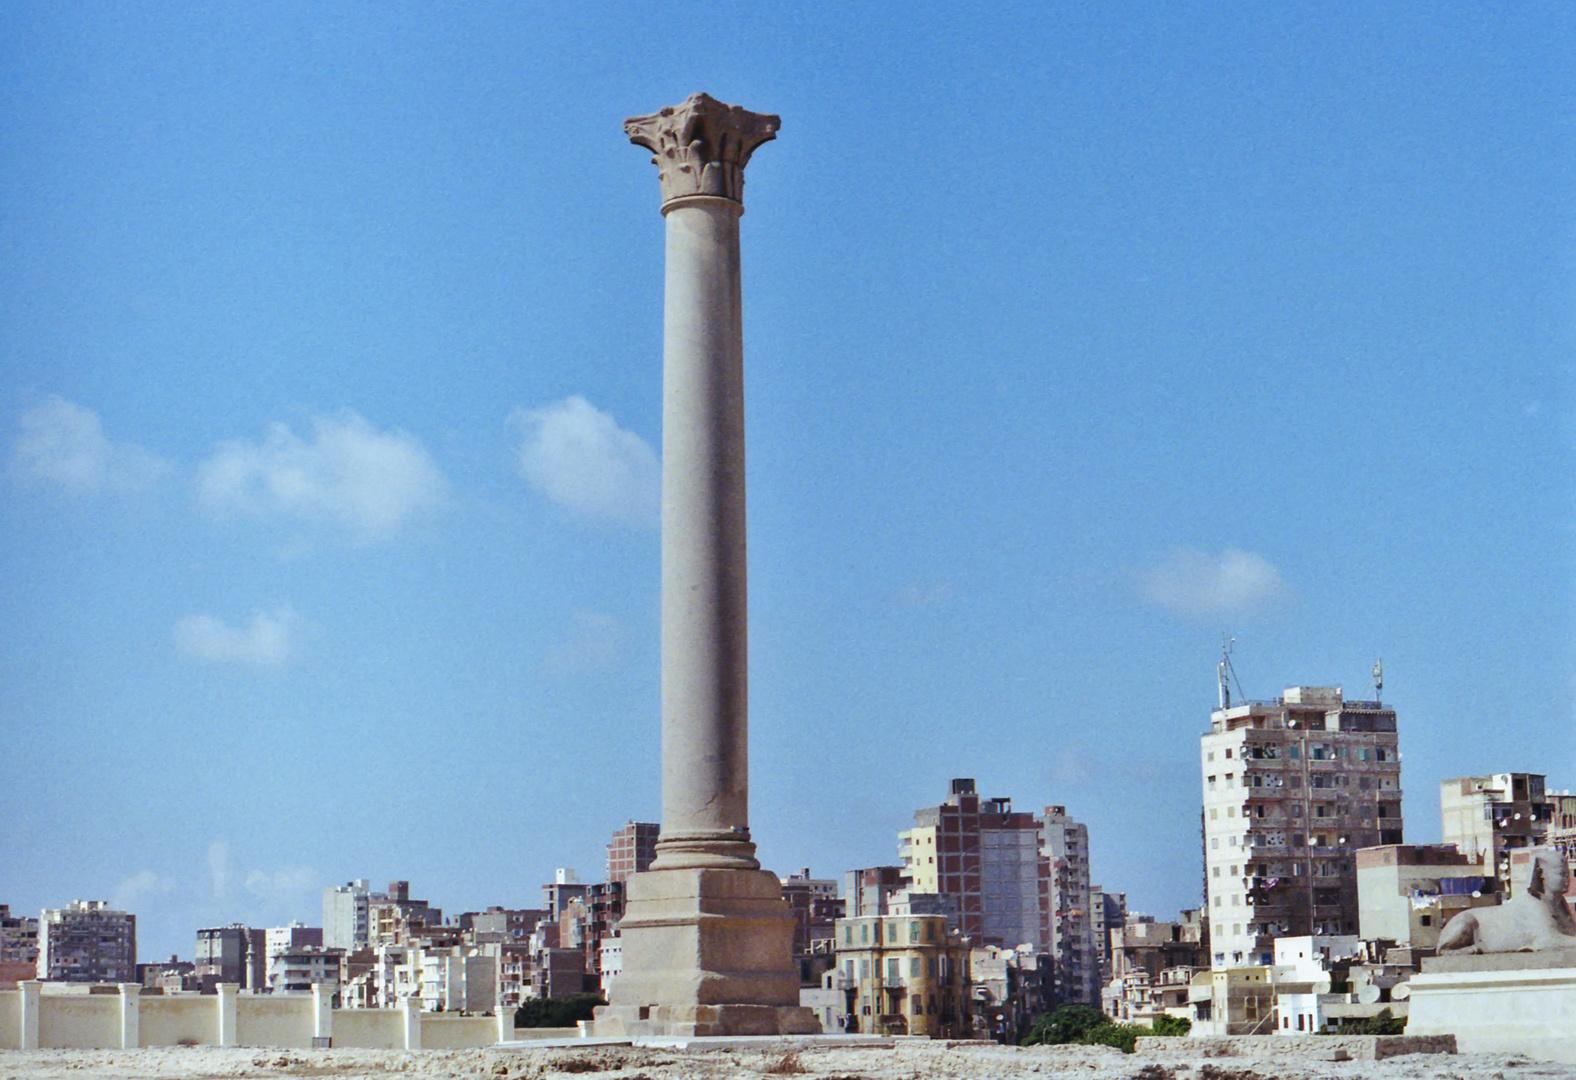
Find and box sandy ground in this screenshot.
[2,1043,1575,1080]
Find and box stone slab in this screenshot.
[496,1037,635,1049]
[633,1034,895,1050]
[1137,1034,1455,1061]
[1423,946,1576,972]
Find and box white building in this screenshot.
[267,945,342,993]
[1202,685,1402,968]
[323,880,373,950]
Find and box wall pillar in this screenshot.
[312,983,333,1045]
[216,983,238,1047]
[496,1002,515,1044]
[19,980,40,1050]
[118,983,140,1049]
[401,995,422,1050]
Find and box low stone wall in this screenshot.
[0,983,509,1051]
[421,1014,499,1049]
[139,994,216,1047]
[35,993,121,1050]
[331,1007,403,1050]
[1135,1034,1456,1061]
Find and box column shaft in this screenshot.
[656,196,754,869]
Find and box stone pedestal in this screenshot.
[590,92,817,1039]
[1408,953,1576,1064]
[593,868,819,1037]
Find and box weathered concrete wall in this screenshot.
[0,989,521,1051]
[236,995,314,1048]
[420,1014,498,1049]
[331,1007,403,1050]
[139,996,216,1047]
[36,994,120,1050]
[0,988,19,1047]
[1139,1034,1456,1061]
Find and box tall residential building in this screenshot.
[1039,806,1095,1005]
[899,779,1049,953]
[1440,773,1553,893]
[39,901,136,982]
[1202,685,1402,968]
[195,924,266,990]
[1089,887,1126,992]
[323,879,374,950]
[606,822,659,883]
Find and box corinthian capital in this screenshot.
[625,93,779,209]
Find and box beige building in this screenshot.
[1355,844,1497,950]
[1187,965,1277,1036]
[1202,686,1403,968]
[834,912,969,1037]
[1440,773,1553,893]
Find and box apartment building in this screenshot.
[267,944,343,993]
[39,900,136,982]
[1040,806,1095,1004]
[834,911,969,1037]
[1,905,39,966]
[323,880,374,951]
[1089,887,1125,993]
[1202,686,1402,968]
[194,924,266,990]
[606,822,659,883]
[899,779,1049,952]
[843,867,908,920]
[1440,773,1554,893]
[1355,844,1497,950]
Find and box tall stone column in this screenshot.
[591,93,818,1039]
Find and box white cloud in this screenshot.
[1142,548,1290,619]
[511,396,659,528]
[541,610,624,675]
[175,606,299,667]
[197,411,446,541]
[8,395,168,493]
[244,866,318,906]
[113,869,176,910]
[207,841,230,900]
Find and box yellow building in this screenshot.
[834,913,969,1037]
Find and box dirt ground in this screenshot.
[2,1042,1574,1080]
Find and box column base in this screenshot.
[589,866,821,1037]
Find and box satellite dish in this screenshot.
[1357,984,1381,1005]
[1312,978,1331,994]
[1391,983,1411,1001]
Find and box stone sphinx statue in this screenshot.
[1437,848,1576,954]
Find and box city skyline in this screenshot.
[2,4,1571,963]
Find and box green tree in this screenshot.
[513,993,606,1029]
[1149,1014,1191,1037]
[1329,1007,1405,1036]
[1022,1004,1109,1046]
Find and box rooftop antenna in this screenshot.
[1372,658,1383,704]
[1217,636,1244,709]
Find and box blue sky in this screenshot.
[2,3,1571,962]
